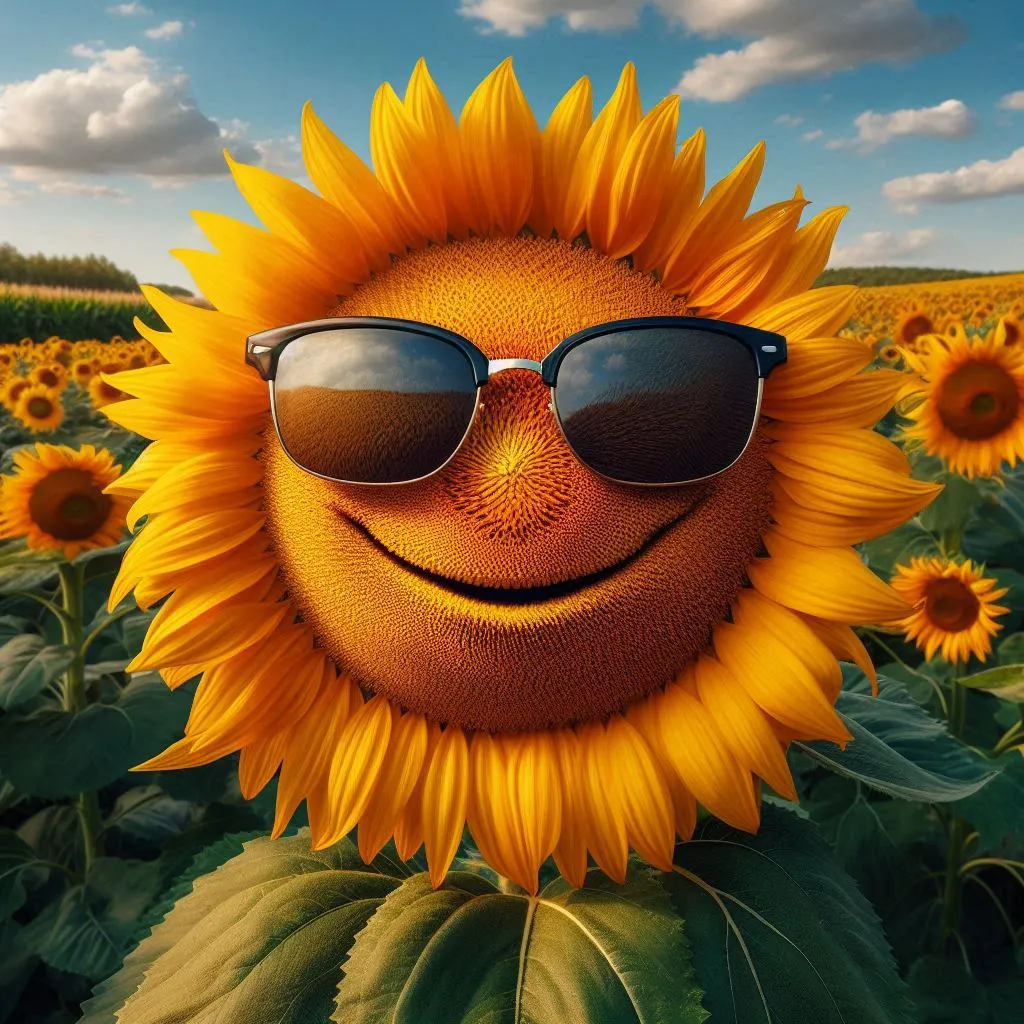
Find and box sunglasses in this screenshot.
[245,316,786,487]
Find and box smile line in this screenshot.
[334,497,708,605]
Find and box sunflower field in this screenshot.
[1,58,1024,1024]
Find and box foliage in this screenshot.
[814,266,1022,288]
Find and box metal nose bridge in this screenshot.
[487,358,543,377]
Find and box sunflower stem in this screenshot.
[939,670,968,953]
[58,560,104,877]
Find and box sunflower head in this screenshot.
[71,358,95,384]
[90,374,127,409]
[14,384,64,433]
[29,362,67,390]
[901,326,1024,478]
[896,307,935,347]
[877,343,904,367]
[996,315,1021,347]
[1,375,30,411]
[100,58,937,893]
[0,443,130,560]
[891,557,1010,664]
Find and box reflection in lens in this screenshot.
[274,328,478,483]
[554,327,759,483]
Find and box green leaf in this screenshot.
[959,663,1024,702]
[0,615,34,645]
[797,667,997,801]
[997,632,1024,665]
[0,919,37,1024]
[334,868,705,1024]
[79,541,129,583]
[906,954,1024,1024]
[0,635,74,710]
[105,785,196,844]
[0,828,48,919]
[664,806,916,1024]
[81,831,400,1024]
[21,858,163,982]
[919,473,985,534]
[860,519,940,576]
[955,753,1024,855]
[0,671,191,798]
[0,540,63,591]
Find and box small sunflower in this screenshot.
[29,362,67,390]
[0,443,130,560]
[89,375,127,409]
[896,307,935,347]
[891,557,1010,664]
[71,358,95,385]
[13,385,64,433]
[902,326,1024,478]
[877,343,903,367]
[995,315,1020,347]
[1,375,30,411]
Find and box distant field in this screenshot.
[814,266,1022,288]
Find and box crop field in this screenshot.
[1,273,1023,1023]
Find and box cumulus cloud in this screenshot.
[107,2,150,13]
[829,228,937,265]
[0,44,261,181]
[998,90,1024,111]
[827,99,974,151]
[458,1,965,101]
[34,180,130,200]
[883,148,1024,213]
[775,113,804,127]
[802,129,824,141]
[144,20,184,40]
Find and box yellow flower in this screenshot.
[13,384,64,433]
[877,343,903,366]
[895,307,936,346]
[901,324,1024,478]
[891,557,1010,664]
[70,358,95,385]
[0,444,130,560]
[1,375,30,411]
[29,362,67,391]
[103,58,938,894]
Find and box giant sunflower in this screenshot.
[891,557,1010,664]
[103,59,938,894]
[902,324,1024,478]
[0,443,130,560]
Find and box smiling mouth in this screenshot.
[334,497,708,605]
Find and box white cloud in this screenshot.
[107,2,150,13]
[34,180,130,200]
[0,179,15,205]
[775,113,804,126]
[827,99,974,151]
[998,90,1024,111]
[802,128,823,141]
[144,20,184,40]
[883,147,1024,213]
[252,135,304,177]
[459,2,965,101]
[829,228,937,265]
[0,45,261,180]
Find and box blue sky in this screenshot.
[1,0,1022,290]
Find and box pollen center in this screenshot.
[925,578,980,632]
[263,236,775,733]
[28,469,111,540]
[937,361,1020,440]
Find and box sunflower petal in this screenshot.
[422,727,469,887]
[747,285,858,340]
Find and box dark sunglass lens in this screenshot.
[554,327,760,484]
[273,328,478,483]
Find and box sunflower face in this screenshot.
[0,444,129,560]
[14,384,63,432]
[892,557,1009,664]
[103,59,941,893]
[896,308,934,346]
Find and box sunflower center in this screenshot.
[26,397,53,419]
[900,314,933,344]
[936,360,1020,440]
[263,236,775,733]
[37,370,58,387]
[28,469,112,540]
[924,577,981,632]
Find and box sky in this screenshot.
[0,0,1022,291]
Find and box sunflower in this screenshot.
[13,384,63,433]
[895,307,936,347]
[29,362,67,390]
[70,358,95,385]
[1,375,30,411]
[0,443,129,560]
[89,374,127,409]
[901,324,1024,478]
[102,58,938,894]
[995,315,1020,347]
[891,557,1010,664]
[877,343,903,366]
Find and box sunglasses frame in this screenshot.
[245,315,787,488]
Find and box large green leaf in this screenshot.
[334,868,705,1024]
[0,919,37,1024]
[860,518,941,576]
[0,828,48,919]
[906,954,1024,1024]
[959,663,1024,702]
[0,540,63,591]
[797,667,997,801]
[664,806,916,1024]
[954,753,1024,855]
[81,832,401,1024]
[0,635,74,710]
[105,785,196,844]
[0,671,190,798]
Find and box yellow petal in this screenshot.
[763,336,873,401]
[802,614,878,696]
[238,730,288,800]
[357,709,429,862]
[563,63,641,242]
[747,285,857,339]
[757,205,849,310]
[301,101,406,267]
[393,721,441,861]
[633,128,705,274]
[370,81,446,246]
[694,654,797,800]
[764,369,910,428]
[103,397,265,443]
[577,721,629,882]
[750,529,911,624]
[551,728,589,887]
[661,141,766,294]
[422,726,469,887]
[224,151,370,282]
[533,76,592,240]
[460,57,540,238]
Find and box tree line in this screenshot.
[0,242,192,296]
[813,266,1021,288]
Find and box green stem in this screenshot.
[58,561,103,877]
[993,719,1024,757]
[939,675,968,952]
